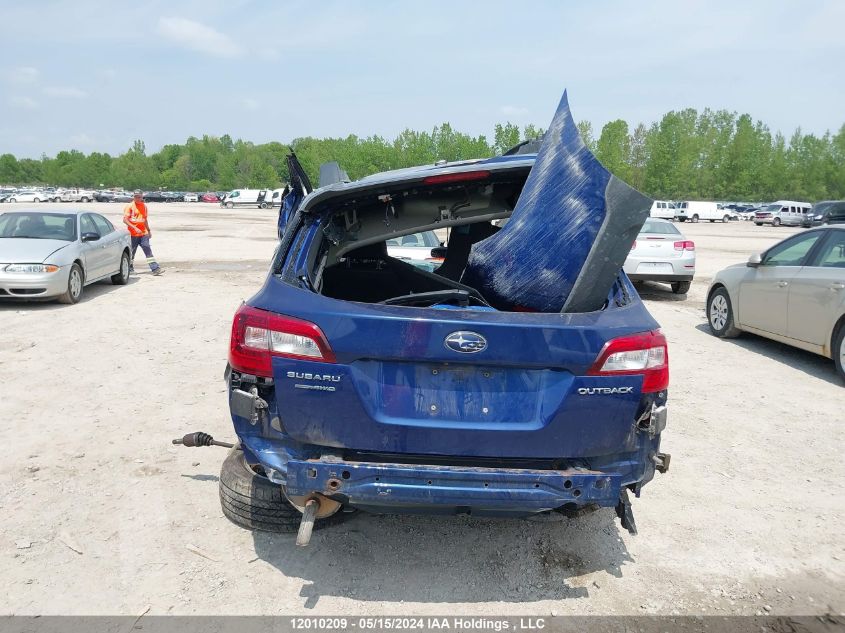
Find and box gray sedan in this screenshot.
[707,227,845,382]
[0,209,131,304]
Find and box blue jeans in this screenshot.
[130,235,160,271]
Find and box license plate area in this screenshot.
[636,262,674,273]
[350,361,574,429]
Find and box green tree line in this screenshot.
[1,109,843,201]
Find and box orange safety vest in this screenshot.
[123,200,148,237]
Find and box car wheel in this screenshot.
[834,324,845,384]
[754,222,763,226]
[772,217,781,227]
[691,214,699,223]
[722,215,730,223]
[219,447,348,534]
[111,251,130,285]
[33,197,41,203]
[678,218,686,222]
[225,201,234,209]
[58,264,84,304]
[8,198,15,203]
[671,281,691,294]
[707,287,741,338]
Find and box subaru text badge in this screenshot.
[444,331,487,354]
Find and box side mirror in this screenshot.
[747,253,762,268]
[430,246,447,259]
[81,232,100,242]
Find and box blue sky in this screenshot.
[1,0,843,158]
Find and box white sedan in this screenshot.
[7,190,49,203]
[623,218,696,294]
[707,227,845,382]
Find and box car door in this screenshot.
[786,230,845,348]
[91,214,122,274]
[737,231,825,335]
[79,213,109,279]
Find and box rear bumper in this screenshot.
[285,457,623,517]
[627,273,693,282]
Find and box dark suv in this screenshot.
[219,93,670,542]
[803,200,845,227]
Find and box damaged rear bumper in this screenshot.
[284,458,624,517]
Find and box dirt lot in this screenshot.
[1,202,843,616]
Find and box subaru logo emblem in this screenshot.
[444,331,487,354]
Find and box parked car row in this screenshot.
[0,186,230,204]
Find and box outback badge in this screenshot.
[444,331,487,354]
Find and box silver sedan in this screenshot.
[707,227,845,382]
[623,218,696,294]
[0,209,131,304]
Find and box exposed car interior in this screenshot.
[310,177,524,308]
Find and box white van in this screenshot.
[649,200,678,220]
[220,188,287,209]
[676,201,732,223]
[753,200,812,227]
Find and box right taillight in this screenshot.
[673,240,695,251]
[588,330,669,393]
[229,305,335,377]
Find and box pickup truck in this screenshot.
[60,189,95,203]
[218,92,670,544]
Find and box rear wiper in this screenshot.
[380,289,489,308]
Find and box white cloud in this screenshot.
[156,17,243,58]
[6,66,39,84]
[43,87,88,99]
[69,133,96,146]
[242,98,260,111]
[500,105,529,118]
[8,96,39,110]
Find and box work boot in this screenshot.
[152,268,164,276]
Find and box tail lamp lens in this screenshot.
[229,305,335,377]
[673,240,695,251]
[588,330,669,393]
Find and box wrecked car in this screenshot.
[217,92,670,544]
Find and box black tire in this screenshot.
[678,217,686,222]
[225,201,234,209]
[219,448,347,533]
[707,286,741,338]
[671,281,691,294]
[111,251,130,285]
[8,198,15,203]
[833,323,845,384]
[80,197,89,203]
[691,214,699,223]
[754,222,763,226]
[33,197,41,203]
[772,217,781,227]
[722,215,730,223]
[58,263,83,304]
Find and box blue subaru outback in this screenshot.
[219,93,670,543]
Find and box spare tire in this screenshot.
[219,447,348,533]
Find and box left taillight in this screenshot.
[588,330,669,393]
[229,305,335,377]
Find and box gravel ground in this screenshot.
[1,203,843,616]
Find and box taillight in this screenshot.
[423,170,490,185]
[229,305,335,377]
[588,330,669,393]
[673,240,695,251]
